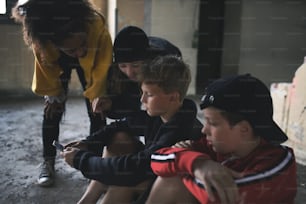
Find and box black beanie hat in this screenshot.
[113,26,149,63]
[148,36,182,58]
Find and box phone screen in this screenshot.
[52,140,64,152]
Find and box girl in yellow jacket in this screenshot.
[12,0,113,187]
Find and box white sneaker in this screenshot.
[37,160,55,187]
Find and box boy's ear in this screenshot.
[238,121,252,133]
[169,92,180,102]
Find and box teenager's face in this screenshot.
[140,83,173,118]
[202,107,241,154]
[58,33,87,58]
[118,61,143,81]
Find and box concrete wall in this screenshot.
[220,0,242,76]
[286,61,306,165]
[271,60,306,165]
[110,0,199,95]
[148,0,199,95]
[222,0,306,86]
[0,24,34,98]
[117,0,145,31]
[2,0,306,98]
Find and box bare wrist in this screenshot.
[192,157,209,174]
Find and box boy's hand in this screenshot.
[61,147,79,167]
[172,140,192,148]
[64,141,88,150]
[192,158,243,204]
[91,96,112,115]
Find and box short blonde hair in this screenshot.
[140,55,191,101]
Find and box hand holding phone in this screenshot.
[53,140,64,152]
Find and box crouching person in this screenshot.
[147,74,297,204]
[61,55,202,203]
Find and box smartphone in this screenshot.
[52,140,64,152]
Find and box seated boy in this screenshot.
[147,74,297,204]
[61,55,202,203]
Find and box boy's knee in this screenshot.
[104,131,144,157]
[147,177,198,203]
[156,176,182,188]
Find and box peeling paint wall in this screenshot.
[271,59,306,165]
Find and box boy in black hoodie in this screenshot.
[61,55,202,203]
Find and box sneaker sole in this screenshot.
[37,177,54,187]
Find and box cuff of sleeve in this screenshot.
[73,150,91,170]
[176,151,209,175]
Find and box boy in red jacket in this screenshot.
[148,74,297,204]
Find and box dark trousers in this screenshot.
[42,53,105,159]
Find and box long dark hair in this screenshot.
[11,0,97,47]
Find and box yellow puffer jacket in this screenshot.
[31,14,113,101]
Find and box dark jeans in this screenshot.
[42,53,105,159]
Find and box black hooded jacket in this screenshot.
[73,98,202,186]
